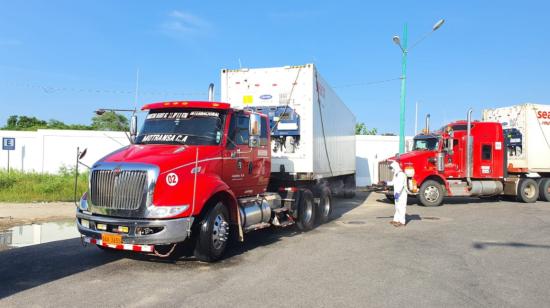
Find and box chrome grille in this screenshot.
[90,169,148,210]
[378,161,393,183]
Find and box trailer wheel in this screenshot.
[315,186,332,224]
[193,201,230,262]
[296,189,316,231]
[538,178,550,202]
[516,178,539,203]
[418,180,444,207]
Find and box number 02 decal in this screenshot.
[166,173,179,186]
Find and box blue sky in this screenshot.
[0,0,548,134]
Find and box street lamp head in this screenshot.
[433,19,445,31]
[392,35,401,45]
[95,109,106,116]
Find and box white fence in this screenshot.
[0,129,412,186]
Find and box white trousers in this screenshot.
[393,193,407,224]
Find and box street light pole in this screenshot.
[398,23,408,154]
[393,19,445,154]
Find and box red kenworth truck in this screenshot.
[77,64,356,262]
[379,104,550,206]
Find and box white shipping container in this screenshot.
[482,103,550,173]
[221,64,356,179]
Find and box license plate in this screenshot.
[101,233,122,245]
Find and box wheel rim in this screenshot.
[322,197,331,217]
[212,214,229,250]
[523,183,536,199]
[303,200,313,222]
[424,186,440,203]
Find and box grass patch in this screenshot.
[0,168,88,203]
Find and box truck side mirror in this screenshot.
[248,114,261,148]
[249,114,261,136]
[447,138,454,155]
[130,115,138,142]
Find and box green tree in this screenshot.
[91,112,129,131]
[355,122,377,135]
[2,115,92,131]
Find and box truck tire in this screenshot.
[516,178,539,203]
[296,189,316,231]
[418,180,444,207]
[315,186,332,224]
[193,202,230,262]
[539,178,550,202]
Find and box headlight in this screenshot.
[404,166,415,177]
[145,204,189,218]
[78,192,89,211]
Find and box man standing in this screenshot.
[388,160,407,227]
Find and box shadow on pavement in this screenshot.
[0,192,371,295]
[473,241,550,250]
[0,238,123,299]
[331,191,370,220]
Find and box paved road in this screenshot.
[1,193,550,307]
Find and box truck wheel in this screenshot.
[516,178,539,203]
[539,178,550,202]
[315,186,332,224]
[418,180,444,207]
[296,189,316,231]
[193,202,230,262]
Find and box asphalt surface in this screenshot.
[1,193,550,307]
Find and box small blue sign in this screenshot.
[2,137,15,151]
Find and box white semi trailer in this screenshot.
[482,103,550,201]
[221,64,357,196]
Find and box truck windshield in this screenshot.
[412,137,439,151]
[136,109,225,145]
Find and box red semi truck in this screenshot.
[379,104,550,206]
[76,64,356,262]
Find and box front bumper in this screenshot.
[76,211,194,245]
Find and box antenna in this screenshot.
[133,68,140,113]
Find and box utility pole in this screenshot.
[397,23,408,154]
[414,101,419,135]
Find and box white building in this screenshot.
[0,129,412,186]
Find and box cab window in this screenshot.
[227,113,250,147]
[482,144,492,160]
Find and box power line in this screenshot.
[0,81,208,97]
[333,77,402,89]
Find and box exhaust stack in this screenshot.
[208,83,214,102]
[466,108,473,187]
[425,114,431,133]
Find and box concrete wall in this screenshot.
[0,130,129,173]
[1,129,413,187]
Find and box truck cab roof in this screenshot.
[141,101,232,111]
